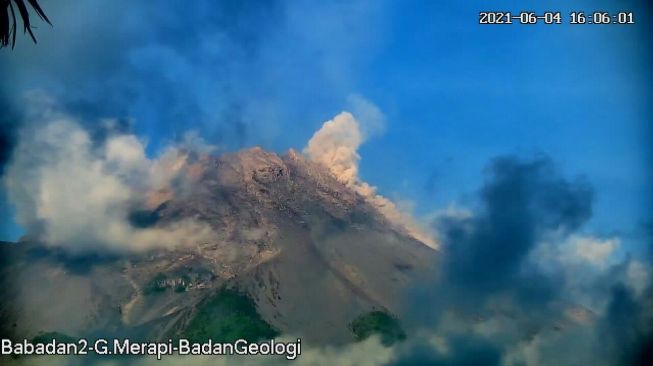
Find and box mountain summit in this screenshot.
[0,147,437,345]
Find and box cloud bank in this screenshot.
[4,95,215,252]
[396,156,653,366]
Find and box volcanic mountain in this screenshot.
[0,147,438,345]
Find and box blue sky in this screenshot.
[0,0,651,258]
[355,1,651,234]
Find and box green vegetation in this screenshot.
[349,310,406,346]
[31,331,77,344]
[180,288,279,343]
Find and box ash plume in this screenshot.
[304,109,437,248]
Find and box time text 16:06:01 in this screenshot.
[479,11,634,25]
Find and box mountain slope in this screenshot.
[0,147,438,345]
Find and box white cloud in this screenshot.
[529,234,633,313]
[105,134,149,173]
[4,108,215,253]
[626,260,651,296]
[571,236,620,266]
[534,235,620,269]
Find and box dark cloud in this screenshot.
[402,156,607,363]
[437,156,593,304]
[398,155,653,365]
[597,223,653,365]
[598,284,653,366]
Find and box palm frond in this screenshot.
[1,0,51,49]
[8,1,16,50]
[13,0,36,42]
[0,1,8,47]
[9,1,16,47]
[26,0,49,25]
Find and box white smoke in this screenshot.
[4,99,215,253]
[305,111,362,186]
[304,106,437,249]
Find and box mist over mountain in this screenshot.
[0,1,651,362]
[0,106,438,351]
[1,104,651,366]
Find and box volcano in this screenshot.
[0,147,438,346]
